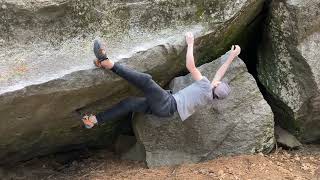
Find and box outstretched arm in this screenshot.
[212,45,241,86]
[185,32,203,81]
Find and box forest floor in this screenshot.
[1,144,319,180]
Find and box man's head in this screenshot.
[212,82,231,100]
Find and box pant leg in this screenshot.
[111,63,177,117]
[111,63,153,92]
[95,97,150,124]
[143,81,177,117]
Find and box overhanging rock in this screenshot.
[0,0,265,164]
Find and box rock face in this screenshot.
[275,126,302,149]
[257,0,320,143]
[133,53,274,168]
[0,0,265,164]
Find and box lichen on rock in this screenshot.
[257,0,320,143]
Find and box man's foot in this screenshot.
[93,39,108,62]
[81,114,98,129]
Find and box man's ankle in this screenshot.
[101,59,114,69]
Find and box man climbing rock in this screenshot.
[82,32,241,128]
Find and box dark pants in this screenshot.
[95,63,177,124]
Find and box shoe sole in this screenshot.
[94,39,107,62]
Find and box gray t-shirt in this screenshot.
[173,76,213,121]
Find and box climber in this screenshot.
[81,32,241,128]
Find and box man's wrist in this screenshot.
[188,44,194,47]
[230,53,237,59]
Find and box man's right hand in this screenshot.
[230,45,241,57]
[211,45,241,84]
[186,32,194,46]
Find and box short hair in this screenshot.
[212,82,231,100]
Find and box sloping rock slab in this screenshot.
[133,53,275,168]
[275,126,302,149]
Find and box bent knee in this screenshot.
[143,73,152,79]
[141,73,153,86]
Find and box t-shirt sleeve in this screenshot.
[196,77,212,90]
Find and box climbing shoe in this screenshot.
[93,39,108,62]
[81,114,98,129]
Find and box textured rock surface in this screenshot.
[133,53,274,168]
[257,0,320,143]
[0,0,265,164]
[114,135,136,155]
[121,142,146,162]
[275,126,302,149]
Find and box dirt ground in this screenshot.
[1,145,319,180]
